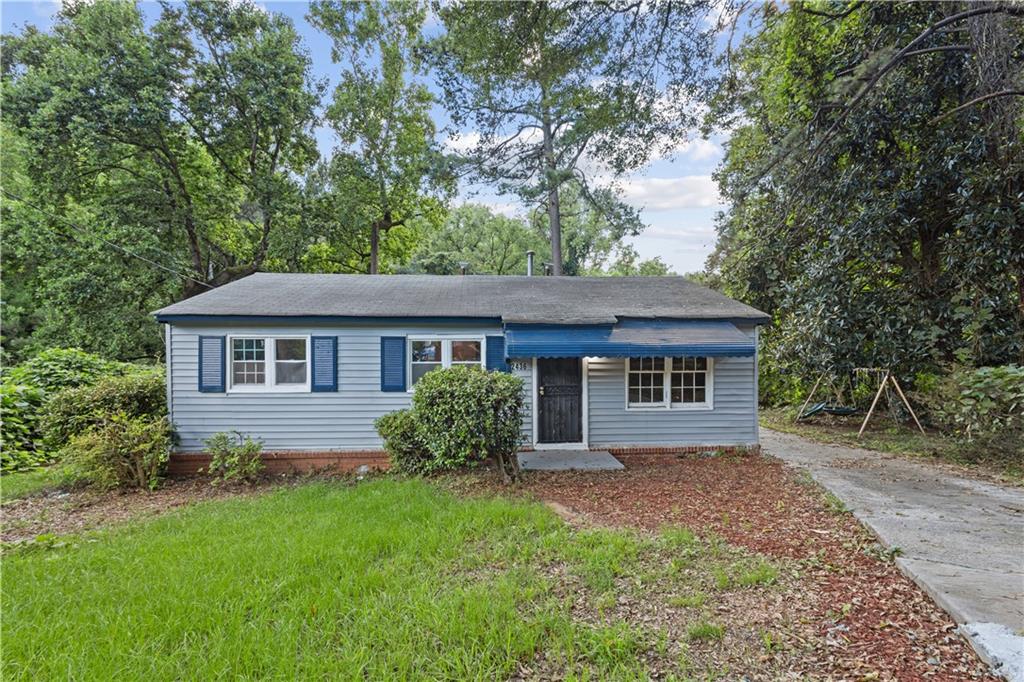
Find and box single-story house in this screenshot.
[153,273,769,473]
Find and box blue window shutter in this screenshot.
[486,335,509,372]
[198,336,226,392]
[380,336,406,392]
[311,336,338,392]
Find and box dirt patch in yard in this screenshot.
[1,477,281,544]
[480,453,997,681]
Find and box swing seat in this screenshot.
[798,402,858,419]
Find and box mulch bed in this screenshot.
[509,452,997,681]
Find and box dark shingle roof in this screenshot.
[153,273,769,324]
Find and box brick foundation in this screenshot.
[168,444,759,477]
[167,450,391,476]
[604,444,760,458]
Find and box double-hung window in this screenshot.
[627,356,712,409]
[409,338,483,387]
[229,336,310,392]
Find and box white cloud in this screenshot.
[619,175,722,211]
[444,131,481,154]
[660,137,722,163]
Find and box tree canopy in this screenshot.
[310,0,452,274]
[429,0,717,274]
[707,1,1024,378]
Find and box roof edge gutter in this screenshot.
[154,314,504,325]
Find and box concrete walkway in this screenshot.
[761,428,1024,681]
[518,450,624,471]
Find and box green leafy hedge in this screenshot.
[1,383,46,471]
[376,366,524,481]
[41,370,166,450]
[1,348,160,471]
[917,364,1024,460]
[5,348,124,396]
[63,414,171,491]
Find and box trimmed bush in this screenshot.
[204,432,265,484]
[41,370,166,450]
[375,409,431,474]
[62,414,171,490]
[1,383,46,471]
[6,348,122,396]
[376,366,524,481]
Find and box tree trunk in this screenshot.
[370,221,381,275]
[541,112,563,276]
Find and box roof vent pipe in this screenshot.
[526,250,535,276]
[458,261,469,275]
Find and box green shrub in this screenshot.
[41,370,166,450]
[375,409,431,474]
[203,432,264,484]
[1,383,47,471]
[916,364,1024,460]
[62,414,171,490]
[407,365,524,481]
[6,348,122,396]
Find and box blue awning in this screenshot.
[505,320,755,358]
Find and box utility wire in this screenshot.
[2,190,215,290]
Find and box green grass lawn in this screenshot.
[0,466,66,502]
[2,477,784,680]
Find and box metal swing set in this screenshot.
[796,367,925,438]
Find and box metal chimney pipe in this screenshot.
[526,250,535,276]
[458,261,469,275]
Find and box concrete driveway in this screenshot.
[761,428,1024,681]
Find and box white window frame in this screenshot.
[227,335,311,393]
[407,335,486,391]
[624,356,714,411]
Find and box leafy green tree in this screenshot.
[4,0,321,298]
[310,0,451,274]
[407,204,544,275]
[430,0,717,274]
[407,199,669,277]
[604,245,673,277]
[707,1,1023,379]
[1,125,174,360]
[530,182,655,276]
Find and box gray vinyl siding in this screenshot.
[168,322,506,452]
[167,321,758,452]
[585,325,759,448]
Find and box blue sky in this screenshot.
[2,0,727,274]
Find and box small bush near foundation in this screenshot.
[375,366,524,482]
[63,415,171,490]
[375,410,431,474]
[204,432,264,484]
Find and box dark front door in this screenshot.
[537,358,583,444]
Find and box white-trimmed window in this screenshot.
[409,337,483,387]
[229,336,310,392]
[627,356,713,409]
